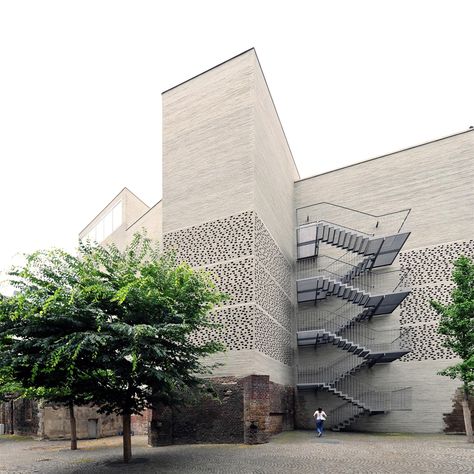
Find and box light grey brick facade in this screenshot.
[80,49,474,436]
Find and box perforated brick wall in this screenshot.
[163,211,294,367]
[399,240,474,362]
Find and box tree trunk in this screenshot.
[69,401,78,450]
[9,399,14,435]
[122,413,132,463]
[462,386,473,443]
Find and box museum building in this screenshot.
[2,49,473,442]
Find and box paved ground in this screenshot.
[0,431,473,473]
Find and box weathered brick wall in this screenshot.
[268,381,294,434]
[149,375,295,446]
[131,408,151,435]
[243,375,271,444]
[443,388,474,434]
[171,377,245,444]
[0,398,39,436]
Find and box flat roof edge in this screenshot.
[161,48,300,179]
[161,48,255,95]
[126,199,162,231]
[295,128,474,184]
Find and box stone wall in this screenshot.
[0,399,123,439]
[173,377,245,444]
[41,404,122,440]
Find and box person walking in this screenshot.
[313,407,327,437]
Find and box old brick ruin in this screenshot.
[443,388,474,434]
[149,375,294,446]
[0,376,294,443]
[0,398,39,436]
[0,399,134,439]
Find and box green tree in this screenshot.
[0,250,103,449]
[0,234,226,462]
[74,236,226,462]
[431,255,474,443]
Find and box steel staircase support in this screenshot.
[296,214,412,432]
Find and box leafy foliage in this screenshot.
[72,234,227,416]
[0,367,23,402]
[0,249,101,408]
[0,232,226,418]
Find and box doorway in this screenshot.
[87,419,98,439]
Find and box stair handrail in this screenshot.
[298,354,366,385]
[296,202,411,234]
[334,377,412,411]
[311,219,374,237]
[296,253,365,281]
[297,309,376,340]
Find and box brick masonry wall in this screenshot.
[243,375,271,444]
[268,380,294,434]
[131,409,151,435]
[149,376,295,446]
[443,388,474,434]
[172,377,245,444]
[0,398,39,436]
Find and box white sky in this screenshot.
[1,0,474,282]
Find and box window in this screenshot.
[85,201,122,243]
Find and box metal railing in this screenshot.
[297,255,409,295]
[296,202,411,235]
[334,377,391,411]
[297,305,362,333]
[390,387,413,410]
[298,359,412,411]
[329,402,365,429]
[297,306,411,353]
[297,354,365,386]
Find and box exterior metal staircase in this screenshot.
[295,216,412,431]
[297,329,409,363]
[329,403,366,431]
[297,276,410,319]
[297,222,410,269]
[297,354,411,431]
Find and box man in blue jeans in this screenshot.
[313,407,327,437]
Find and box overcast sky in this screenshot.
[1,0,473,283]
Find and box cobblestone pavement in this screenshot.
[1,431,473,474]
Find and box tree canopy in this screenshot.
[0,234,226,460]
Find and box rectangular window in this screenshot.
[112,201,122,231]
[85,200,122,243]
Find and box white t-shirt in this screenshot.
[314,410,327,421]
